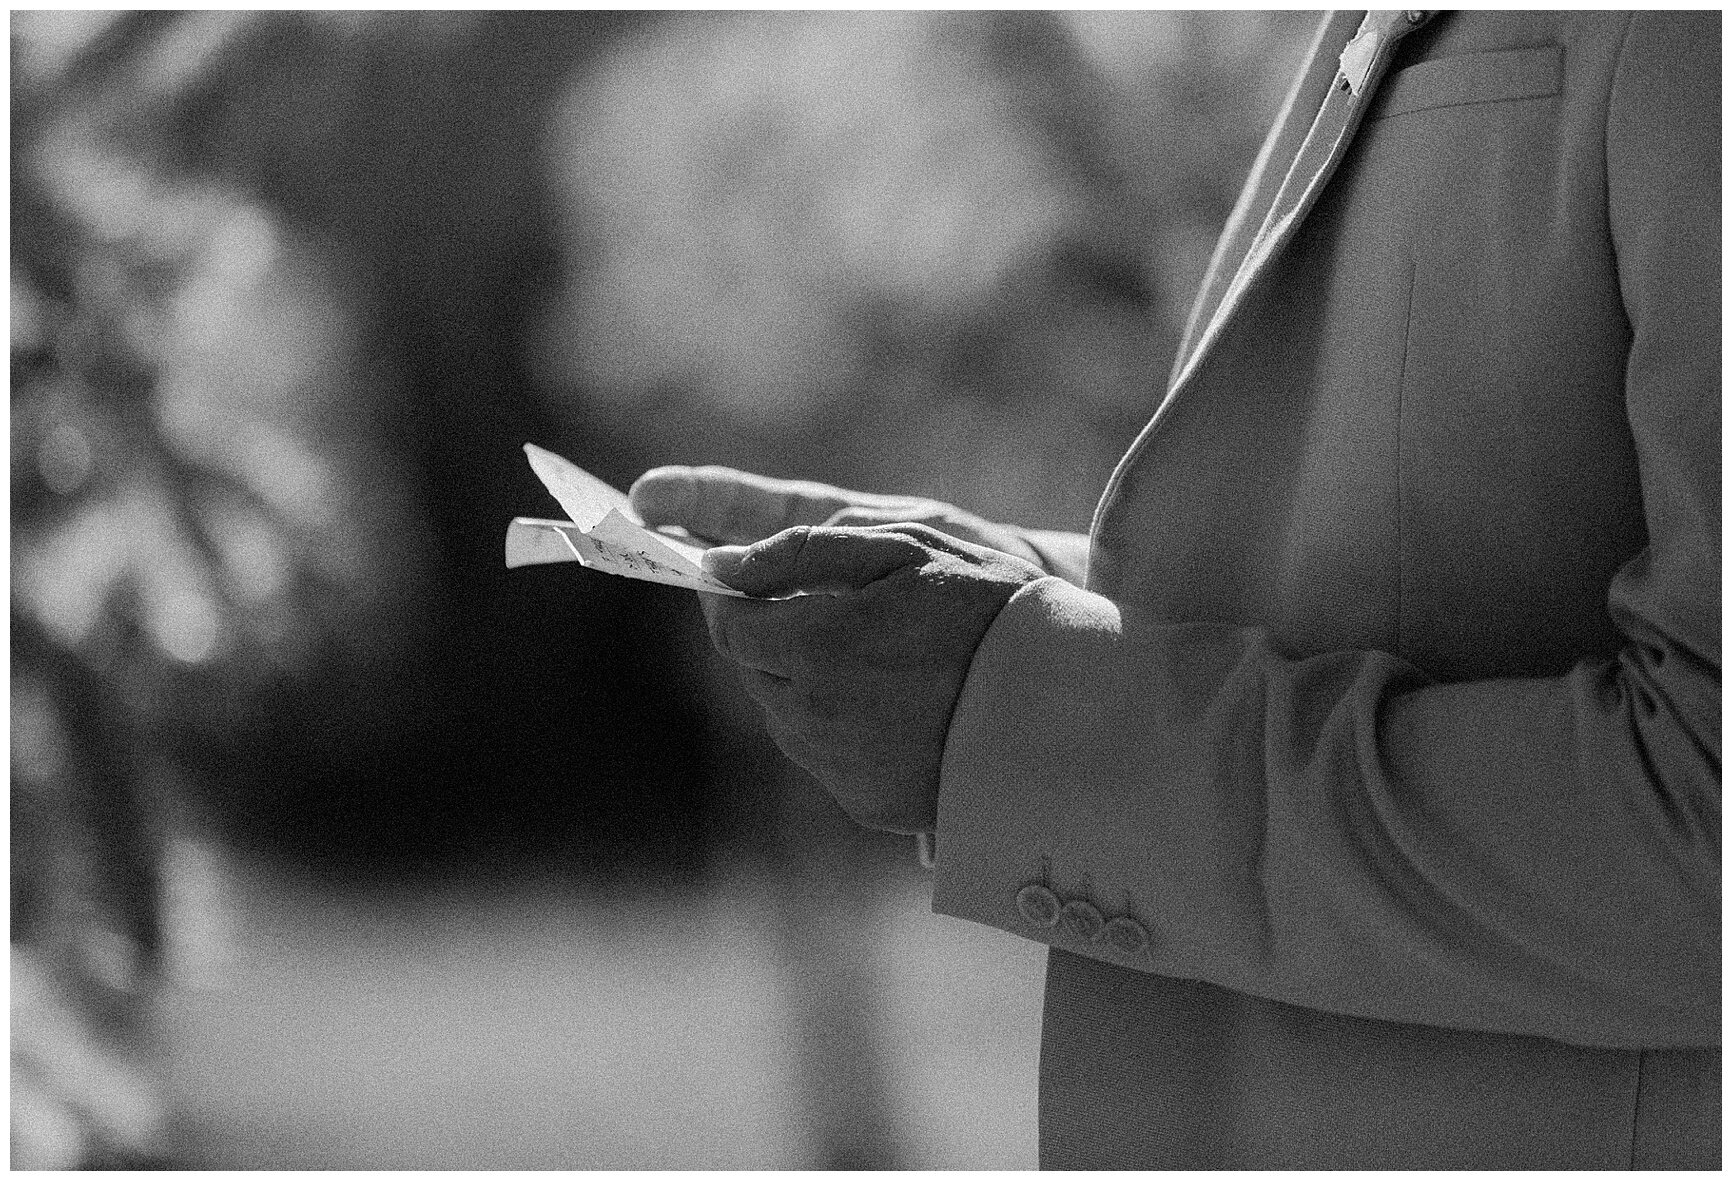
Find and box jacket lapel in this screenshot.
[1163,10,1437,406]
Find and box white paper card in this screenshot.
[506,444,748,596]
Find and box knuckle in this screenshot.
[775,524,815,572]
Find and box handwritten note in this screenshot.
[505,444,748,596]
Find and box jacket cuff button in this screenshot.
[1057,899,1105,941]
[1015,884,1062,927]
[1101,916,1151,957]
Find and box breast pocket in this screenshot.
[1369,45,1563,121]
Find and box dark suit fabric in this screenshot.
[932,10,1719,1169]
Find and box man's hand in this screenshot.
[697,522,1045,833]
[630,464,1047,567]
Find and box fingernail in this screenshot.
[702,544,748,580]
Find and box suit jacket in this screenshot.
[932,10,1720,1169]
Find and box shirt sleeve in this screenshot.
[930,11,1719,1051]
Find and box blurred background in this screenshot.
[11,10,1313,1169]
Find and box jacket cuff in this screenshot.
[932,576,1153,967]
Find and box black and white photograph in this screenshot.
[10,7,1719,1171]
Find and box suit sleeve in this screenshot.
[931,12,1719,1051]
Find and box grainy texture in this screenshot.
[934,10,1720,1169]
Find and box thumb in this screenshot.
[702,526,926,596]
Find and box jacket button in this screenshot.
[1057,899,1104,941]
[1101,916,1151,956]
[1015,884,1062,927]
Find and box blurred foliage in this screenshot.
[13,10,728,881]
[538,10,1311,531]
[11,10,1312,1168]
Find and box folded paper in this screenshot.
[505,443,748,596]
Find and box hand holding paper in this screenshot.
[629,463,1048,566]
[696,522,1045,832]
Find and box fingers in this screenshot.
[630,465,865,544]
[702,525,928,597]
[823,503,1044,567]
[822,504,914,529]
[700,525,926,674]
